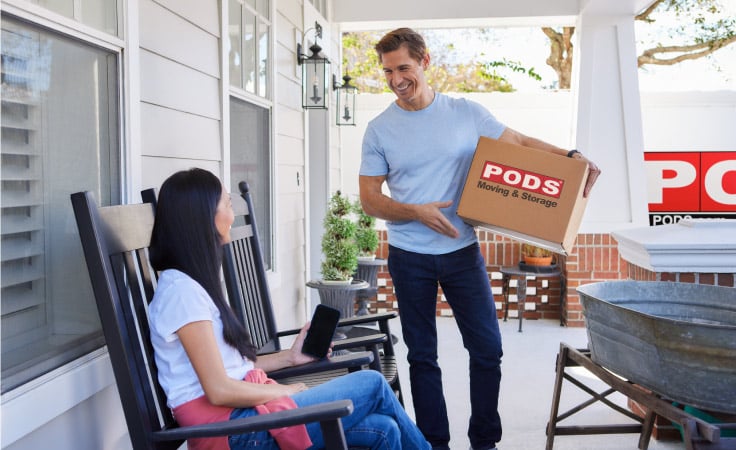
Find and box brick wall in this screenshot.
[628,265,735,287]
[366,230,630,327]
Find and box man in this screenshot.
[359,28,600,450]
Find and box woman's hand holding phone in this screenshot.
[300,305,340,359]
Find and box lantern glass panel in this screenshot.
[302,56,329,109]
[336,84,357,126]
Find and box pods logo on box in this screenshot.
[481,162,564,198]
[645,151,736,225]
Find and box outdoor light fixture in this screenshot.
[333,73,357,126]
[297,22,330,110]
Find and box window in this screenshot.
[1,17,120,392]
[228,0,273,269]
[308,0,327,17]
[229,0,270,97]
[33,0,121,36]
[229,98,271,269]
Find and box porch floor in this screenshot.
[392,316,685,450]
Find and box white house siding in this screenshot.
[271,1,310,327]
[138,0,223,192]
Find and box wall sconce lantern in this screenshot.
[333,73,357,126]
[297,22,330,110]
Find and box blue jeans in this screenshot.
[388,243,503,449]
[228,370,429,449]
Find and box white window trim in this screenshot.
[1,0,125,50]
[223,0,280,279]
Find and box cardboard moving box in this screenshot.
[457,136,589,255]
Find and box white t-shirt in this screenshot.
[148,269,254,408]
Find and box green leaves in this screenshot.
[352,199,379,257]
[481,58,543,85]
[321,191,359,281]
[319,194,382,280]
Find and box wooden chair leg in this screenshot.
[546,343,569,450]
[638,409,656,450]
[682,418,698,450]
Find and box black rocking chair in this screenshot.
[71,191,353,450]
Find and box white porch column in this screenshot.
[572,10,649,233]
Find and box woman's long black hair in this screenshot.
[149,168,258,361]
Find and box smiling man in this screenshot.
[358,27,599,450]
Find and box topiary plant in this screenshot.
[320,191,359,281]
[352,198,379,258]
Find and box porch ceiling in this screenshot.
[333,0,657,29]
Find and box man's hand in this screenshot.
[415,200,459,238]
[498,128,601,197]
[576,154,601,197]
[359,175,460,237]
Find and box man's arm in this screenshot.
[359,174,459,238]
[498,127,601,197]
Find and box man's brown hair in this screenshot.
[374,28,427,63]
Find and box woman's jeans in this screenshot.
[229,370,429,449]
[388,243,503,450]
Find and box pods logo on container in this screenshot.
[480,162,564,198]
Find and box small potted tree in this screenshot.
[307,191,367,323]
[353,199,379,261]
[320,191,359,283]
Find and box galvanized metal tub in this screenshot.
[577,281,736,414]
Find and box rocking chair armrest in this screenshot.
[336,311,397,327]
[274,311,397,338]
[151,399,354,441]
[266,351,374,379]
[275,327,302,338]
[331,333,387,352]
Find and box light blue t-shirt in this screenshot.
[360,93,506,254]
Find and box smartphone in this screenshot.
[301,304,341,359]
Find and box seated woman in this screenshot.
[148,167,430,450]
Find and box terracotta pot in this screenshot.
[523,255,553,266]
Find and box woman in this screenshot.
[148,168,429,450]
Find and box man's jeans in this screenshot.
[388,243,503,449]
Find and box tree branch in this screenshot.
[636,0,665,22]
[638,35,736,66]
